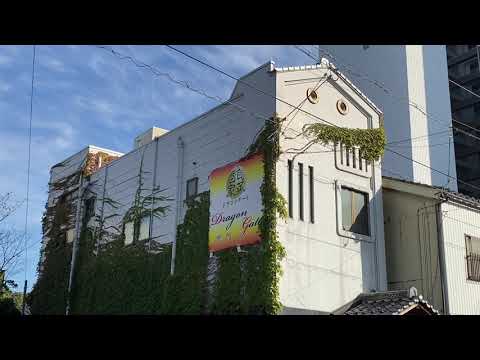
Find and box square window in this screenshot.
[186,177,198,200]
[340,186,370,237]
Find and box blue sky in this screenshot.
[0,45,317,291]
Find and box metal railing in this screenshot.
[466,253,480,282]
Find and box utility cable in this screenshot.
[22,45,36,315]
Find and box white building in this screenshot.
[383,176,480,314]
[41,59,387,314]
[318,45,457,191]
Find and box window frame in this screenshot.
[309,165,314,224]
[288,159,293,218]
[335,180,372,242]
[298,162,304,221]
[124,220,135,245]
[465,234,480,282]
[186,177,198,200]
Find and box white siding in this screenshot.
[441,201,480,314]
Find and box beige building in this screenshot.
[383,176,480,314]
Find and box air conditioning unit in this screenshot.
[134,127,169,149]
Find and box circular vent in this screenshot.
[336,99,349,115]
[307,88,319,104]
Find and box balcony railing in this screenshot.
[467,253,480,282]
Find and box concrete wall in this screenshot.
[382,187,444,312]
[274,64,386,313]
[319,45,456,191]
[441,201,480,314]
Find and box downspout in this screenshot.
[66,172,85,315]
[416,207,425,295]
[148,138,160,250]
[435,200,450,314]
[171,136,185,275]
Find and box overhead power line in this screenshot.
[296,45,480,143]
[164,45,339,129]
[22,44,36,315]
[166,45,480,193]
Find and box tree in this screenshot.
[0,193,26,315]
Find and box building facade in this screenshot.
[446,45,480,197]
[383,176,480,315]
[34,59,387,314]
[318,45,457,191]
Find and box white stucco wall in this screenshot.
[319,45,456,191]
[274,64,386,313]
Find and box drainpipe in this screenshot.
[65,173,85,315]
[171,136,185,275]
[435,201,450,315]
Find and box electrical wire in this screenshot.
[297,45,480,144]
[163,45,480,194]
[22,45,36,313]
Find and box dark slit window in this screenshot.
[309,166,314,224]
[299,162,304,221]
[288,160,293,218]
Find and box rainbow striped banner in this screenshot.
[208,153,264,252]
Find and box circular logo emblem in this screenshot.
[226,165,246,199]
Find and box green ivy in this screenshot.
[302,123,386,161]
[30,116,288,315]
[28,198,73,314]
[211,115,287,314]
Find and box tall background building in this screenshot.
[317,45,458,192]
[446,45,480,197]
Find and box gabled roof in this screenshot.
[272,58,383,116]
[383,175,480,211]
[332,288,440,315]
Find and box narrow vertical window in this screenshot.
[288,160,293,218]
[309,166,314,224]
[186,177,198,200]
[299,162,304,221]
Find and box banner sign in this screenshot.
[208,153,264,252]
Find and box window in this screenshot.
[335,143,371,178]
[186,177,198,200]
[298,162,304,221]
[288,160,293,218]
[465,235,480,281]
[309,166,314,224]
[139,216,150,241]
[84,197,96,224]
[66,229,75,244]
[469,61,479,73]
[340,186,369,236]
[124,221,134,245]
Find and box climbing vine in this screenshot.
[211,115,287,314]
[301,123,386,161]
